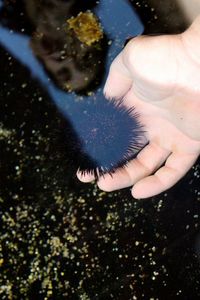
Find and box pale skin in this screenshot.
[77,16,200,199]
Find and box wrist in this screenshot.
[181,15,200,65]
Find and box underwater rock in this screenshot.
[67,11,103,46]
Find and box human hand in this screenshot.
[77,18,200,199]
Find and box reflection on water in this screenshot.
[0,0,143,94]
[30,6,107,93]
[0,1,200,299]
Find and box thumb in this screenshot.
[103,47,133,99]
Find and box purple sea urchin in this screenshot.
[73,95,146,177]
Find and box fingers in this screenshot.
[76,147,198,199]
[97,143,171,191]
[104,52,132,99]
[132,152,198,199]
[76,171,95,183]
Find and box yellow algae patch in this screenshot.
[67,11,103,46]
[0,124,14,139]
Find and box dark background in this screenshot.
[0,1,200,299]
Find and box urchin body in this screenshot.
[74,96,146,177]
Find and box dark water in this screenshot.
[0,1,200,299]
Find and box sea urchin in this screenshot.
[73,95,146,178]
